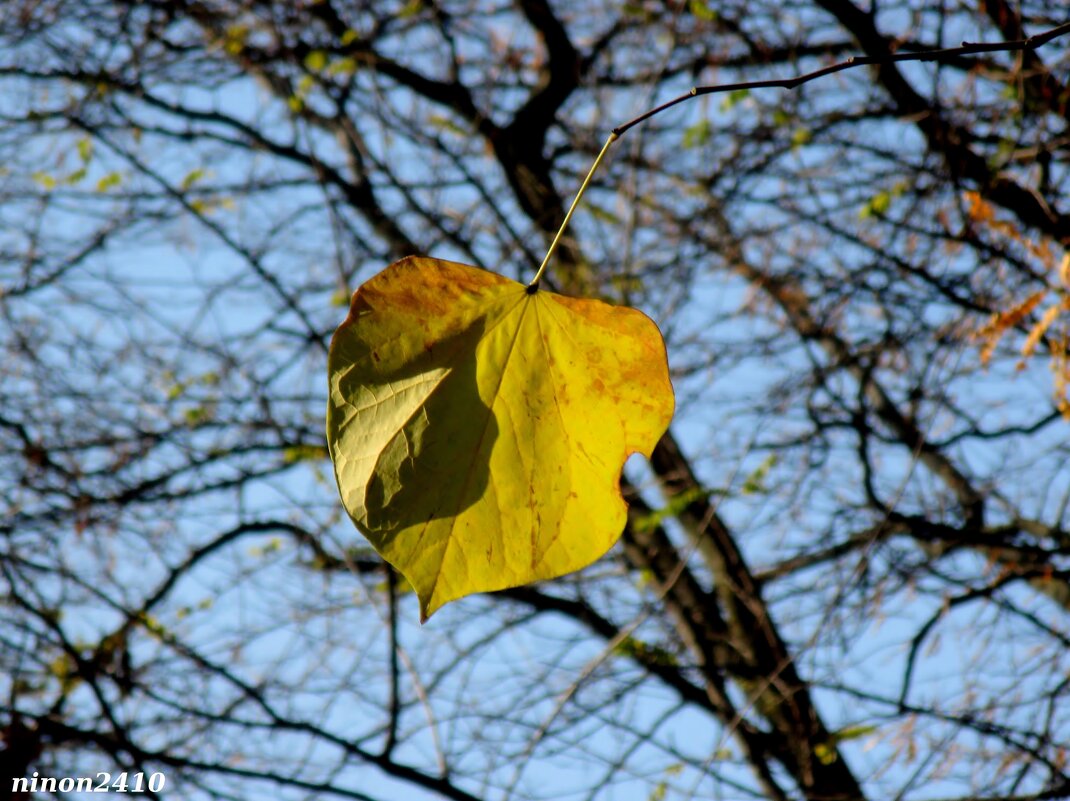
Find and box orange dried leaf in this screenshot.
[975,289,1047,366]
[1020,299,1069,363]
[964,190,994,224]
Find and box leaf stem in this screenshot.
[528,132,618,292]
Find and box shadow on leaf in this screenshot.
[336,316,498,541]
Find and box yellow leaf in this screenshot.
[326,56,358,76]
[180,167,209,190]
[688,0,718,21]
[632,486,711,533]
[814,741,838,764]
[326,257,674,620]
[96,171,122,192]
[304,50,328,72]
[31,171,57,190]
[283,444,329,463]
[49,654,78,686]
[831,723,879,742]
[791,127,812,147]
[612,636,677,666]
[223,23,248,55]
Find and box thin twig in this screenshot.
[531,21,1070,286]
[613,21,1070,136]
